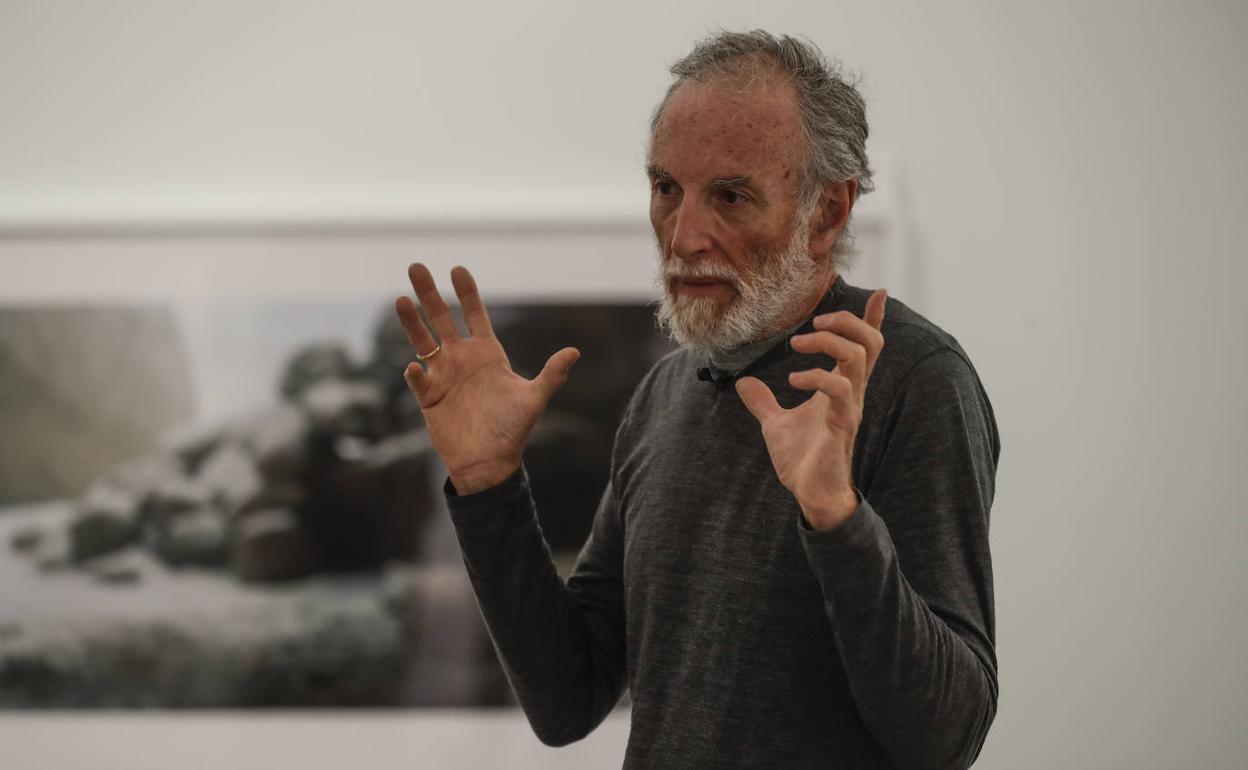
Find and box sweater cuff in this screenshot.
[798,492,890,560]
[444,464,543,562]
[445,464,531,517]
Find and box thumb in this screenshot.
[735,376,783,424]
[534,346,580,403]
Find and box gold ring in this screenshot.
[415,343,441,362]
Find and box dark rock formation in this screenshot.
[231,508,318,582]
[81,548,145,586]
[9,526,42,552]
[150,507,230,567]
[2,301,671,708]
[240,404,310,482]
[279,342,355,400]
[298,379,387,439]
[301,430,437,570]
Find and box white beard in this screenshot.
[654,216,824,353]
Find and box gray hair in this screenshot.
[650,30,873,266]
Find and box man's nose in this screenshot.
[669,197,715,260]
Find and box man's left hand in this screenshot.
[736,289,887,531]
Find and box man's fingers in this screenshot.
[864,288,888,331]
[407,263,462,342]
[735,376,783,424]
[533,347,581,403]
[812,301,886,379]
[403,361,431,400]
[788,369,857,427]
[450,265,495,338]
[789,331,867,406]
[395,295,439,359]
[812,310,884,352]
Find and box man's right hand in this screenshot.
[395,263,580,495]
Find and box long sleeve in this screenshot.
[800,347,1000,770]
[446,466,627,746]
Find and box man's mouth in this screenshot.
[672,277,734,297]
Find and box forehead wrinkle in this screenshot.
[656,85,800,162]
[648,78,804,212]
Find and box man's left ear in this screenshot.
[807,179,857,257]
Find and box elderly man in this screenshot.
[395,30,999,769]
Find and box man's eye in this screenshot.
[654,181,676,196]
[719,189,747,205]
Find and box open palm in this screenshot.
[395,264,579,495]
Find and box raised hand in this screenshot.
[395,263,580,495]
[735,289,887,531]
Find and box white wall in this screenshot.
[2,2,1246,768]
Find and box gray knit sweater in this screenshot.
[447,277,1000,769]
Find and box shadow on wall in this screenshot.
[0,300,670,708]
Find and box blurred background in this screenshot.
[1,1,1245,768]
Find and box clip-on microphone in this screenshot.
[696,366,735,389]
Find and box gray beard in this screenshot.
[653,218,823,355]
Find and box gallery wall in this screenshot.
[2,1,1246,768]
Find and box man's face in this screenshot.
[648,76,823,351]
